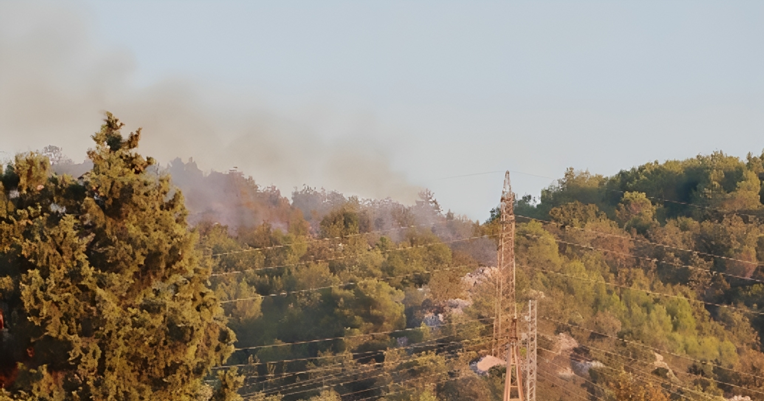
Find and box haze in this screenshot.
[0,1,762,220]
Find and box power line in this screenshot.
[540,337,704,400]
[431,169,556,181]
[241,338,472,395]
[192,165,762,221]
[210,221,453,258]
[537,369,597,401]
[233,335,495,395]
[239,333,468,384]
[607,189,763,221]
[218,263,487,304]
[540,347,706,399]
[248,340,475,395]
[240,339,487,395]
[225,317,493,353]
[471,168,762,221]
[242,361,346,391]
[238,336,487,386]
[244,341,483,400]
[217,321,492,370]
[540,345,693,400]
[219,340,482,394]
[531,264,764,316]
[536,353,612,401]
[540,316,764,381]
[210,215,762,288]
[251,336,491,397]
[203,167,764,400]
[213,238,761,390]
[431,169,506,181]
[228,322,496,380]
[516,213,764,269]
[557,335,764,397]
[211,233,496,277]
[519,231,763,284]
[226,335,468,370]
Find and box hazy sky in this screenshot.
[1,1,762,219]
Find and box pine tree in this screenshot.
[0,113,239,400]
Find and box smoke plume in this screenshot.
[0,3,420,203]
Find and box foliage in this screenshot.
[0,114,237,399]
[3,116,762,400]
[207,151,762,400]
[607,372,670,401]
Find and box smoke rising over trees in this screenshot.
[0,114,762,400]
[0,3,420,206]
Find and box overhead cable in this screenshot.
[218,262,489,304]
[516,213,763,268]
[519,231,763,284]
[531,264,764,316]
[540,316,764,381]
[225,316,493,353]
[210,221,453,258]
[212,233,496,277]
[215,322,492,370]
[254,337,491,397]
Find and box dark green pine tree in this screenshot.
[0,113,240,400]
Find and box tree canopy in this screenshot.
[0,113,237,400]
[1,114,762,400]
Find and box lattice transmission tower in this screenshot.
[491,172,525,401]
[525,300,538,401]
[503,325,524,401]
[492,171,516,357]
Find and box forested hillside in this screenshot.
[195,151,764,401]
[0,115,762,400]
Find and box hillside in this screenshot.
[195,151,764,400]
[1,129,762,400]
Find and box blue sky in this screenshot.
[1,1,762,219]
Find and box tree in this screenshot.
[549,201,606,228]
[320,206,362,238]
[608,372,670,401]
[0,113,238,400]
[615,192,657,234]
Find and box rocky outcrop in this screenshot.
[652,352,679,382]
[470,355,506,376]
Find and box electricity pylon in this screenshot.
[526,300,537,401]
[492,171,524,401]
[493,171,516,356]
[503,316,524,401]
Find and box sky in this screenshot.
[0,1,762,220]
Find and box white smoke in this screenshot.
[0,2,421,203]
